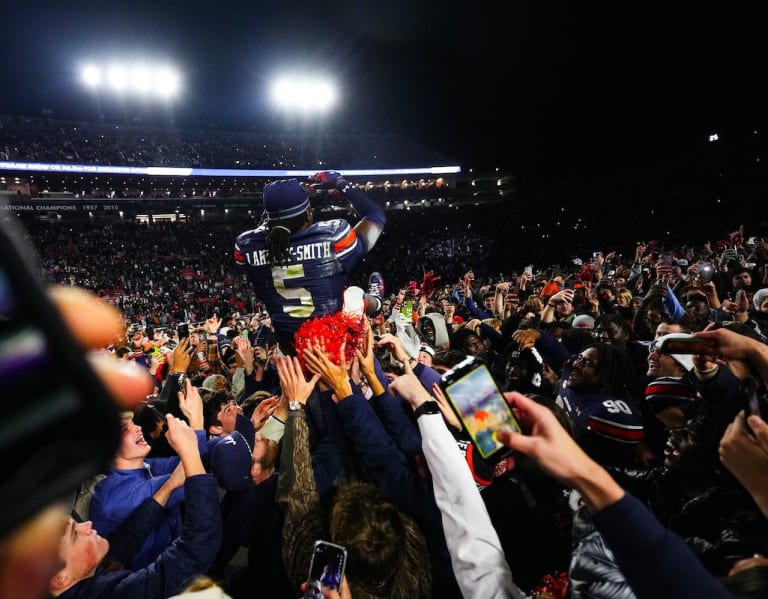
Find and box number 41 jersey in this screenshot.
[234,219,366,350]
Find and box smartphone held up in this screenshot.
[440,356,520,460]
[657,336,718,355]
[740,377,768,437]
[304,540,347,599]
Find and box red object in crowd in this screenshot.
[293,311,366,374]
[420,270,442,298]
[530,571,569,599]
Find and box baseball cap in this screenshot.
[572,314,595,329]
[419,343,435,357]
[208,430,253,492]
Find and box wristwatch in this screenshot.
[288,400,305,411]
[413,401,441,419]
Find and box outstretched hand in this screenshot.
[431,383,462,431]
[169,336,193,374]
[165,414,200,461]
[355,324,376,377]
[204,315,222,334]
[309,170,347,193]
[496,392,590,484]
[233,335,255,374]
[512,328,540,351]
[300,575,352,599]
[53,286,154,408]
[275,355,319,406]
[251,395,280,430]
[178,377,204,430]
[388,370,432,409]
[694,324,767,366]
[1,287,153,599]
[375,332,409,364]
[355,325,386,397]
[302,341,353,402]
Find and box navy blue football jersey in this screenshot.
[235,219,366,350]
[555,371,644,467]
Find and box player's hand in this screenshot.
[310,170,347,191]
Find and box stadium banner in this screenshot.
[0,198,261,213]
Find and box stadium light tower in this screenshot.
[268,74,339,115]
[78,61,182,101]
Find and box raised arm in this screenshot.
[390,372,524,599]
[273,355,323,593]
[497,392,731,599]
[310,170,386,251]
[117,415,221,598]
[105,463,186,569]
[694,325,768,389]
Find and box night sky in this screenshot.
[0,2,764,176]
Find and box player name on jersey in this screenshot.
[244,241,332,266]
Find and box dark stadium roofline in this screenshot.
[0,161,461,178]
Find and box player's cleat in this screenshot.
[368,271,385,299]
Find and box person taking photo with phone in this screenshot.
[49,414,222,599]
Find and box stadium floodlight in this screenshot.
[81,65,101,89]
[155,67,181,99]
[78,60,181,100]
[130,66,152,95]
[269,75,339,114]
[107,65,127,92]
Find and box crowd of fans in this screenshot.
[24,213,495,326]
[6,200,768,599]
[2,119,768,599]
[0,113,452,169]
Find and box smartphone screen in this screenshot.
[305,540,347,598]
[177,323,189,339]
[441,358,521,459]
[0,212,121,537]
